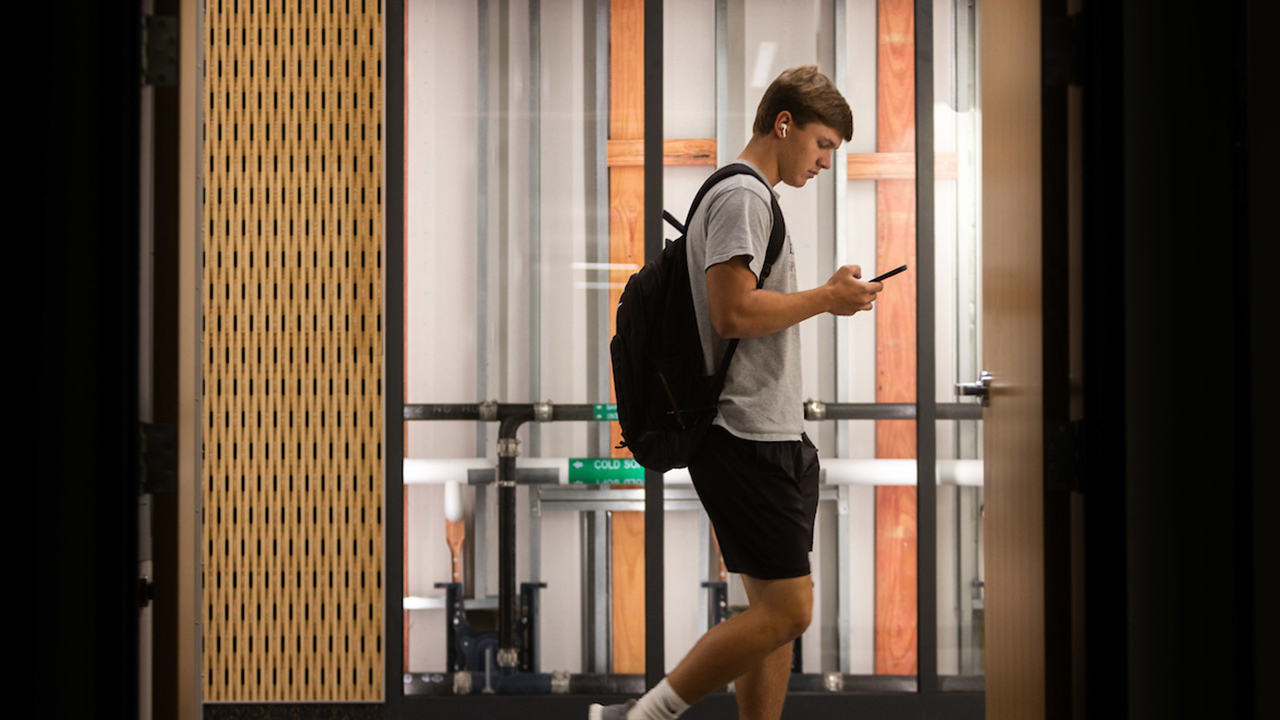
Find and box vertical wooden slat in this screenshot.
[202,0,383,700]
[608,0,647,675]
[874,0,919,675]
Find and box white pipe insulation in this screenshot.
[403,458,983,486]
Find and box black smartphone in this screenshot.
[870,264,908,283]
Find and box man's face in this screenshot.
[781,121,844,188]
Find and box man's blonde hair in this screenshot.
[753,65,853,141]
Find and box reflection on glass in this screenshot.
[935,0,985,686]
[936,427,986,680]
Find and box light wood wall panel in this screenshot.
[202,0,383,701]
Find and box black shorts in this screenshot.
[687,425,821,580]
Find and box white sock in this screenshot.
[627,677,691,720]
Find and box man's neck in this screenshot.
[736,134,780,187]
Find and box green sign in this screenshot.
[593,404,618,421]
[569,457,644,484]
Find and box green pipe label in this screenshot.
[593,404,618,421]
[569,457,644,484]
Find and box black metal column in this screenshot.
[382,0,407,712]
[643,0,665,691]
[914,0,938,699]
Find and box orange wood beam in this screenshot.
[874,0,919,676]
[608,0,646,676]
[849,152,957,180]
[875,481,919,672]
[610,509,647,672]
[607,138,718,167]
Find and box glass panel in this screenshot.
[933,0,985,686]
[660,0,717,679]
[660,0,925,687]
[935,422,985,681]
[842,0,922,682]
[402,0,641,692]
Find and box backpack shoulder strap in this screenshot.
[680,163,787,290]
[755,193,786,289]
[682,163,767,228]
[692,165,790,399]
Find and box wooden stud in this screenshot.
[848,152,958,180]
[608,0,647,676]
[606,138,718,167]
[874,0,919,676]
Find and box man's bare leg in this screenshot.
[732,637,793,720]
[732,575,802,720]
[664,574,812,713]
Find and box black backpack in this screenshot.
[610,164,786,472]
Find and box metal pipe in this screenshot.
[476,0,491,456]
[405,671,918,696]
[801,401,982,421]
[404,403,487,421]
[405,672,646,696]
[399,399,983,674]
[403,401,981,422]
[496,409,534,664]
[528,0,543,456]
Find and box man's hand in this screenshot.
[824,265,881,315]
[706,258,883,340]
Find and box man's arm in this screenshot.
[706,257,881,339]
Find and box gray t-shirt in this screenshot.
[687,161,803,442]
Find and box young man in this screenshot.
[591,66,881,720]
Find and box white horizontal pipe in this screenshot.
[403,596,439,610]
[403,458,982,486]
[402,457,566,483]
[819,459,984,486]
[404,595,501,610]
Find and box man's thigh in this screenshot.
[741,573,813,610]
[688,426,820,580]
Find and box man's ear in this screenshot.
[775,110,793,138]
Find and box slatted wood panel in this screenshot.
[202,0,383,701]
[874,0,919,675]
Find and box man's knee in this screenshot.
[780,593,812,640]
[750,576,813,641]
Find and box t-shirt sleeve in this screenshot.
[701,184,774,279]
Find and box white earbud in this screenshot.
[781,124,788,138]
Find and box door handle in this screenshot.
[955,371,993,407]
